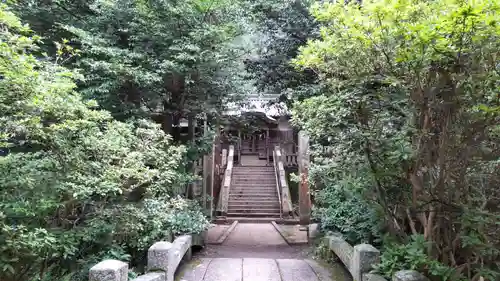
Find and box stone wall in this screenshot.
[89,233,204,281]
[326,233,429,281]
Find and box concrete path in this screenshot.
[202,223,307,259]
[177,257,340,281]
[176,223,351,281]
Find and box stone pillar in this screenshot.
[351,244,380,281]
[237,129,241,164]
[203,115,213,217]
[147,241,173,273]
[393,270,430,281]
[147,236,193,281]
[298,131,311,225]
[89,260,128,281]
[266,128,270,165]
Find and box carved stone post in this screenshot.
[298,131,311,226]
[89,260,128,281]
[266,128,270,165]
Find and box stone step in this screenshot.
[233,173,274,175]
[233,167,274,170]
[232,182,276,186]
[231,185,276,191]
[230,194,278,198]
[232,176,276,180]
[229,197,279,204]
[233,176,275,179]
[231,189,276,192]
[214,217,299,224]
[230,193,278,197]
[233,168,274,172]
[233,168,274,171]
[227,212,281,218]
[231,186,276,192]
[228,203,280,208]
[232,181,276,185]
[234,177,274,180]
[232,173,275,177]
[228,208,281,213]
[228,209,281,214]
[231,181,276,186]
[229,201,278,205]
[232,183,275,186]
[230,187,277,190]
[229,198,278,202]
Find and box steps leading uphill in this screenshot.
[227,165,281,218]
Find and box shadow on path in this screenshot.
[201,223,309,259]
[175,223,352,281]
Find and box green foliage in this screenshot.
[0,5,208,281]
[164,197,210,236]
[313,179,381,245]
[375,235,466,281]
[243,0,319,104]
[293,0,500,279]
[16,0,250,123]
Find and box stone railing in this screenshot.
[221,148,228,170]
[216,145,234,216]
[89,233,205,281]
[274,146,293,216]
[326,233,429,281]
[272,148,283,217]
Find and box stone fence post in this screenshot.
[326,234,429,281]
[351,244,380,281]
[89,234,195,281]
[89,260,128,281]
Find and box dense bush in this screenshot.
[0,5,208,281]
[293,0,500,280]
[309,155,381,244]
[313,181,381,245]
[375,235,464,281]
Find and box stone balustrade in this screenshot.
[216,145,234,215]
[274,146,293,216]
[326,233,429,281]
[89,233,204,281]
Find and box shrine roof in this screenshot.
[224,98,289,120]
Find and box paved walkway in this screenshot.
[176,223,351,281]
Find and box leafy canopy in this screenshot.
[0,4,208,281]
[293,0,500,280]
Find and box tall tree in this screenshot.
[293,1,500,280]
[0,3,211,280]
[15,0,250,138]
[243,0,319,106]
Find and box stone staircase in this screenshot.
[227,166,281,218]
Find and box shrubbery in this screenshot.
[375,235,465,281]
[0,5,208,281]
[293,0,500,280]
[312,173,381,245]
